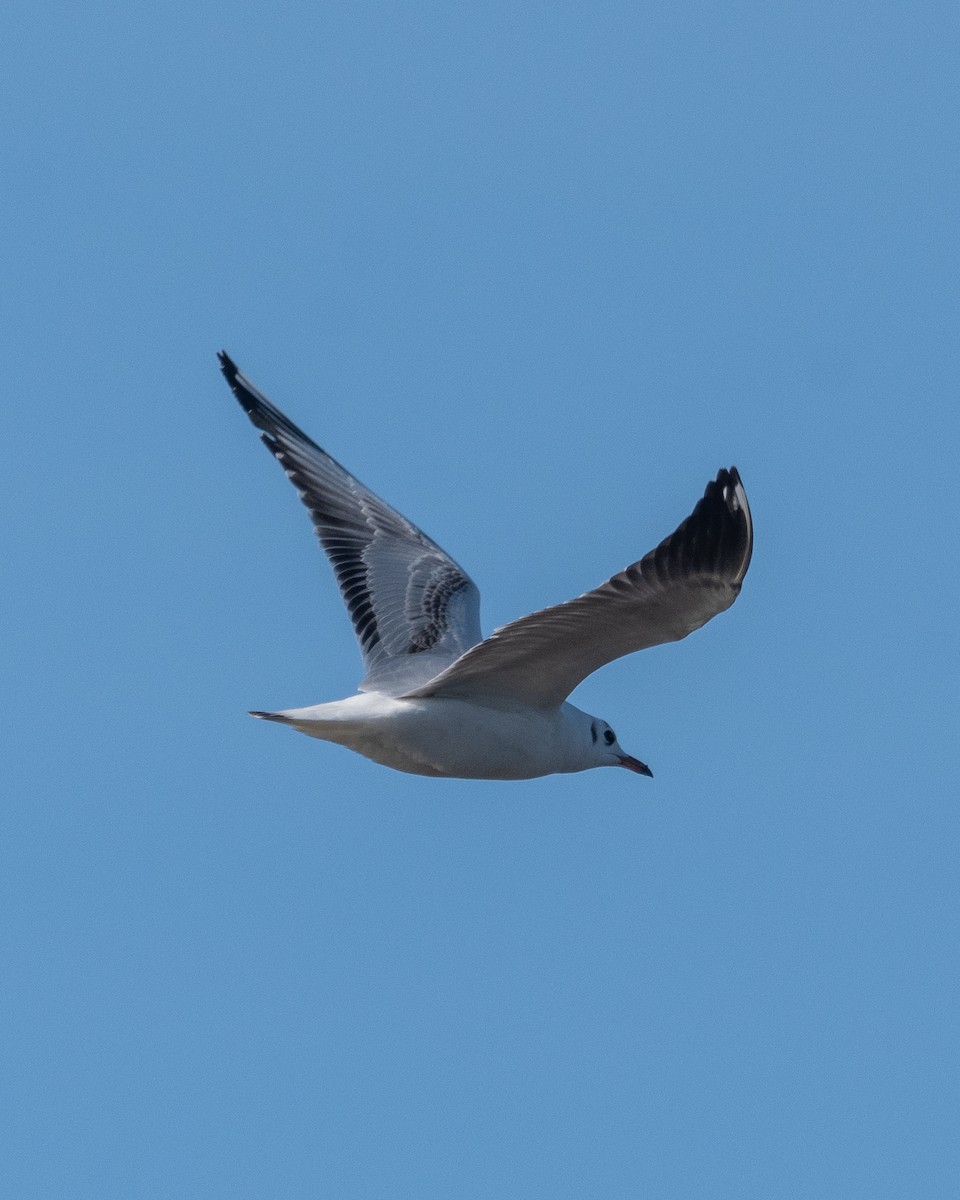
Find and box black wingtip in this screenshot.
[716,466,752,584]
[696,465,753,584]
[643,464,753,592]
[217,350,261,421]
[218,350,239,383]
[217,352,325,455]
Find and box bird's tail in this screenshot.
[248,710,294,725]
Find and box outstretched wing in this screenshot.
[219,352,482,695]
[405,468,752,709]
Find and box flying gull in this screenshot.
[218,352,753,780]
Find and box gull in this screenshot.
[218,352,753,780]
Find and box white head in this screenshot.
[565,705,653,777]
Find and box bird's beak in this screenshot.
[618,754,653,778]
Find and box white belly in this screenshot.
[275,693,581,780]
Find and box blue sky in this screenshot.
[3,1,958,1195]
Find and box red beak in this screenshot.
[618,754,653,778]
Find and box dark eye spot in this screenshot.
[603,729,616,745]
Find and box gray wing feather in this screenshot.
[404,468,752,709]
[219,353,482,695]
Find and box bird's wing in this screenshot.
[404,468,752,709]
[219,352,482,696]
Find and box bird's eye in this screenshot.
[603,729,616,745]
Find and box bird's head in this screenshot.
[570,709,653,777]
